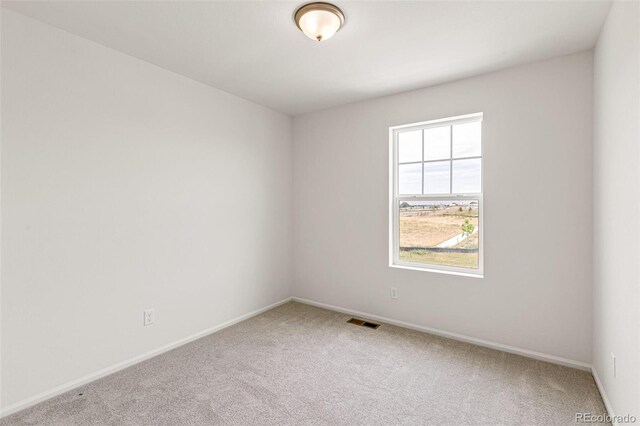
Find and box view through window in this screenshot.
[390,113,483,275]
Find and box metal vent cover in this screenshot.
[347,318,381,329]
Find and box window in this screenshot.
[389,113,483,276]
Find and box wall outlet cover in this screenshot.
[144,309,155,326]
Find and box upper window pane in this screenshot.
[452,122,481,158]
[424,161,450,194]
[452,158,481,193]
[398,163,422,194]
[424,126,450,161]
[398,130,422,163]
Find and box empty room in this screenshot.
[0,0,638,424]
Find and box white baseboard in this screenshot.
[591,367,616,424]
[0,297,293,418]
[2,295,597,418]
[292,297,592,372]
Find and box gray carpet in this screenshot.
[2,302,608,425]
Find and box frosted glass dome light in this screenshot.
[295,3,345,42]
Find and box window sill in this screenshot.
[389,263,483,278]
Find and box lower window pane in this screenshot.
[399,200,479,269]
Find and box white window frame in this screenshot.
[389,112,484,278]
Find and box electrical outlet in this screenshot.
[391,287,398,299]
[144,309,155,326]
[611,353,616,378]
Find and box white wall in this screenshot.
[293,52,594,364]
[3,2,632,416]
[0,10,292,410]
[593,0,640,419]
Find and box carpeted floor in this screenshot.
[2,301,608,425]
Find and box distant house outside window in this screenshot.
[389,113,483,277]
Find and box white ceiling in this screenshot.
[3,1,612,115]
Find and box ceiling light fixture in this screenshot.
[294,2,345,42]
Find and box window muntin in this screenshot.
[390,113,483,276]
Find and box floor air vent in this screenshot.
[347,318,381,329]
